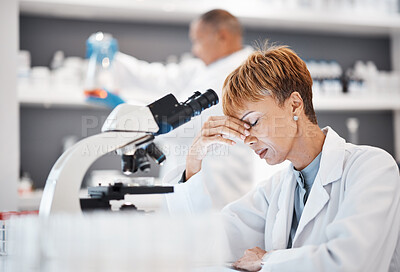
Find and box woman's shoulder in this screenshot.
[344,143,397,168]
[342,143,399,187]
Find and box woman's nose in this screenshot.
[244,135,257,146]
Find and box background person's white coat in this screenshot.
[165,127,400,271]
[113,47,280,208]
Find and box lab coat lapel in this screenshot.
[292,127,345,245]
[271,170,296,250]
[292,174,329,244]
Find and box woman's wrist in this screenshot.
[185,156,202,180]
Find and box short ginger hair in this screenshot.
[222,44,317,124]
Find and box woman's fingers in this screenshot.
[232,247,266,272]
[199,115,251,146]
[207,126,247,140]
[203,116,250,139]
[207,116,250,130]
[206,134,236,146]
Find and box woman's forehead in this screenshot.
[233,97,278,119]
[234,101,263,120]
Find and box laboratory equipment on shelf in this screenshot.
[17,50,30,84]
[346,60,400,96]
[305,59,343,96]
[39,89,219,216]
[84,32,119,94]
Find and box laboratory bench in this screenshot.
[17,188,166,212]
[0,210,235,272]
[0,257,238,272]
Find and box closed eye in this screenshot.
[250,119,259,127]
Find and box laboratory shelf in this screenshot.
[313,94,400,111]
[18,86,400,161]
[18,86,400,111]
[17,190,43,211]
[18,85,149,108]
[18,87,97,109]
[19,0,400,37]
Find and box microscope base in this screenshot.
[80,183,174,212]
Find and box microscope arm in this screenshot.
[39,104,159,216]
[39,131,153,216]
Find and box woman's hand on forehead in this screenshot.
[204,116,251,140]
[185,115,251,180]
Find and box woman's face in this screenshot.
[238,96,298,165]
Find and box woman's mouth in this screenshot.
[256,148,268,159]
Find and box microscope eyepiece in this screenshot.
[147,89,219,135]
[185,89,219,117]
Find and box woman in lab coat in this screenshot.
[169,45,400,271]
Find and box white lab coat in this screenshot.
[113,47,253,106]
[164,127,400,271]
[113,47,275,209]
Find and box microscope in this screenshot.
[39,89,219,216]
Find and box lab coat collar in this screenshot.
[292,126,345,189]
[319,126,346,185]
[271,169,297,250]
[289,126,344,186]
[291,126,346,246]
[292,174,330,246]
[271,127,346,249]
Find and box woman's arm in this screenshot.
[163,115,252,213]
[185,115,250,180]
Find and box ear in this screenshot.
[289,92,304,117]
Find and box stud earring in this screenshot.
[293,116,299,121]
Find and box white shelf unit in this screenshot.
[18,87,91,108]
[20,0,400,36]
[18,86,149,108]
[18,0,400,161]
[17,88,400,111]
[313,95,400,111]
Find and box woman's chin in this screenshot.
[264,155,284,165]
